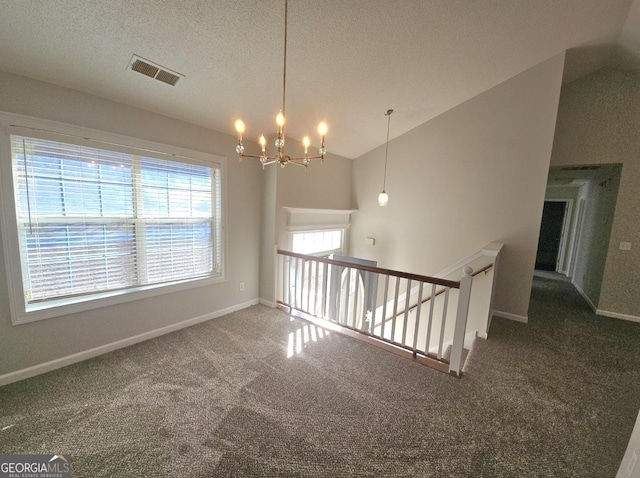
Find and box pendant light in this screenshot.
[378,109,393,206]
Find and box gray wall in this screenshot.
[258,141,353,304]
[276,148,353,248]
[570,172,621,308]
[259,166,278,305]
[349,54,565,321]
[551,68,640,318]
[0,72,262,376]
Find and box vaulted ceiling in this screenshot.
[0,0,638,159]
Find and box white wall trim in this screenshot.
[436,242,503,278]
[286,223,351,232]
[493,310,528,323]
[282,207,357,215]
[259,298,276,308]
[596,309,640,323]
[436,250,483,278]
[0,298,259,387]
[429,331,478,355]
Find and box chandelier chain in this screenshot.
[282,0,287,117]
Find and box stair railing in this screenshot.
[276,249,473,377]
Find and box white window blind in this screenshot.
[11,134,222,307]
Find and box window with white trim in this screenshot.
[2,125,224,323]
[291,229,343,257]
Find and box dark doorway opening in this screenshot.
[535,201,567,271]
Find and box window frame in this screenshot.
[284,207,355,259]
[0,112,227,325]
[289,228,346,258]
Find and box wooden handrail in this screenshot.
[277,249,460,289]
[382,263,495,324]
[472,263,494,277]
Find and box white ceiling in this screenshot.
[0,0,638,159]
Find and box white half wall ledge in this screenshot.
[481,243,504,257]
[436,242,504,278]
[493,310,528,323]
[0,298,260,387]
[597,309,640,323]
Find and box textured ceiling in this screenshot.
[0,0,637,159]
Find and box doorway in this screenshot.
[535,163,622,310]
[535,200,569,271]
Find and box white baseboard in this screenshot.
[259,298,276,308]
[429,331,478,355]
[493,310,528,323]
[596,309,640,323]
[463,331,478,349]
[569,282,639,323]
[0,298,260,387]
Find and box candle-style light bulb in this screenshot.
[259,134,266,153]
[234,119,245,137]
[302,136,310,155]
[234,119,245,156]
[274,112,286,149]
[317,122,328,157]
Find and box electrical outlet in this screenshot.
[620,242,632,251]
[239,282,245,291]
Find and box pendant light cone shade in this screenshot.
[379,109,393,206]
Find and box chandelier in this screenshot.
[234,0,328,169]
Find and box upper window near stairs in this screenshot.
[292,230,343,256]
[284,207,354,258]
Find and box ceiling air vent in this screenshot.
[128,55,183,86]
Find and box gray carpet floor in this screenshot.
[1,273,640,477]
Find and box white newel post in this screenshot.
[274,245,280,307]
[449,266,473,377]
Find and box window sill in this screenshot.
[12,274,225,325]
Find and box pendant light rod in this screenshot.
[382,109,393,191]
[378,109,393,207]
